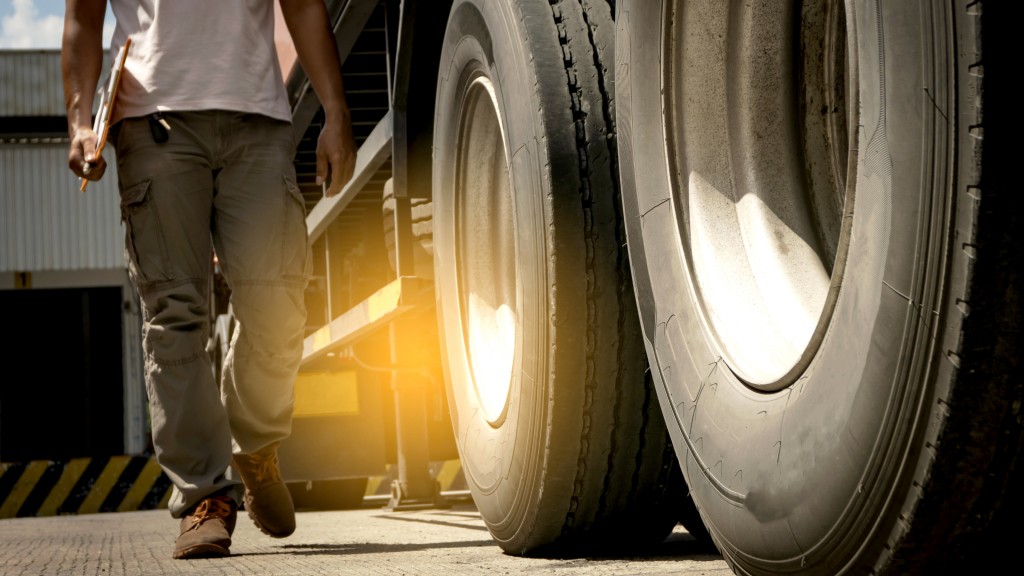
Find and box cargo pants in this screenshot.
[113,111,310,518]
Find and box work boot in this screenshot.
[173,494,237,559]
[232,442,296,538]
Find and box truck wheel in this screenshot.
[433,0,682,555]
[617,0,1019,573]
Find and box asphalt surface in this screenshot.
[0,500,730,575]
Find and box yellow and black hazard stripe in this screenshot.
[0,456,171,519]
[365,459,467,497]
[1,456,467,517]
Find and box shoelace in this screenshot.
[244,450,281,485]
[185,496,233,532]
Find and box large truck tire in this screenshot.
[433,0,683,555]
[617,0,1019,574]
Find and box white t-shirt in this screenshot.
[109,0,291,124]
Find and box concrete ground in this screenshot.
[0,500,729,575]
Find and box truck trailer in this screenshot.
[207,0,1019,573]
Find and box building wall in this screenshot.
[1,143,122,273]
[1,50,145,460]
[0,50,110,117]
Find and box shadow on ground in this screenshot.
[235,530,721,562]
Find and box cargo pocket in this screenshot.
[120,179,168,285]
[282,175,311,281]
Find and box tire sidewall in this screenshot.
[433,0,580,545]
[618,0,947,569]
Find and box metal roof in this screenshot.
[1,142,124,272]
[0,49,111,118]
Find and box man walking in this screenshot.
[62,0,356,559]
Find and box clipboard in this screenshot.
[80,37,131,193]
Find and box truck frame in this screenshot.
[209,1,1019,573]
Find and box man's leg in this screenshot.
[114,113,242,520]
[212,112,309,537]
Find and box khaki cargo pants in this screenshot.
[113,111,310,518]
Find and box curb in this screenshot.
[1,457,468,518]
[0,456,171,519]
[364,459,467,497]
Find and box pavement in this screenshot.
[0,500,730,575]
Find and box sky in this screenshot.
[0,0,114,49]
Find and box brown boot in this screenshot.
[172,495,237,559]
[232,443,296,538]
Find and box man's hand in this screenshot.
[68,126,108,182]
[316,111,356,197]
[280,0,355,197]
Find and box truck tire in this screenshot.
[617,0,1020,574]
[433,0,682,555]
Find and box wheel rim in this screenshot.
[455,75,518,423]
[664,0,856,390]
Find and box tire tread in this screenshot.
[544,0,683,552]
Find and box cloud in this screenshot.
[0,0,63,49]
[0,0,112,49]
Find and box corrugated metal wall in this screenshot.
[0,50,111,117]
[1,143,123,272]
[0,52,148,462]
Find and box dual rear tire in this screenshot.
[616,0,1019,573]
[432,0,687,554]
[432,0,1020,572]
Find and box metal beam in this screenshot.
[301,275,429,365]
[306,111,393,243]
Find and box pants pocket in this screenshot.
[282,175,311,281]
[120,178,168,285]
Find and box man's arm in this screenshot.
[279,0,357,197]
[62,0,109,184]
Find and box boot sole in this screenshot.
[172,542,230,559]
[244,489,296,538]
[246,508,296,538]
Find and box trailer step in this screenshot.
[301,275,431,365]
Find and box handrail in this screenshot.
[305,111,393,243]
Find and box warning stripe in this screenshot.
[37,458,91,517]
[79,456,130,514]
[365,474,387,497]
[102,456,148,513]
[364,460,467,497]
[116,457,164,512]
[0,461,48,518]
[0,457,172,519]
[2,457,466,517]
[59,457,110,515]
[434,460,463,492]
[0,463,26,512]
[145,469,174,511]
[17,461,67,517]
